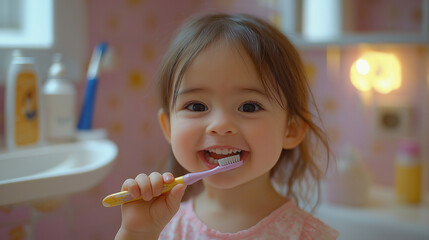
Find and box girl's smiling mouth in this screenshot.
[198,147,249,169]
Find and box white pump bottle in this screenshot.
[43,54,76,142]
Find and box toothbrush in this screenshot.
[102,155,242,207]
[77,42,108,130]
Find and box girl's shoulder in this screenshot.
[159,199,338,240]
[276,202,339,240]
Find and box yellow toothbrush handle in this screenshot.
[102,176,185,207]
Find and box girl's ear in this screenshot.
[158,109,171,144]
[283,118,307,149]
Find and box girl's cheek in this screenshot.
[171,120,200,146]
[170,122,203,171]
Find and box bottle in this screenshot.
[43,53,76,142]
[395,139,421,204]
[323,144,371,205]
[5,51,42,149]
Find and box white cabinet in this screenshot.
[278,0,429,47]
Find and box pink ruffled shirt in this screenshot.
[159,199,338,239]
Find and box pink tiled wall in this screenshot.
[0,0,427,239]
[0,0,275,239]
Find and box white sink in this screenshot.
[315,185,429,240]
[0,139,118,206]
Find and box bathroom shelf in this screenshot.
[278,0,429,48]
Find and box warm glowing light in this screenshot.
[350,59,372,92]
[356,59,370,75]
[350,52,401,94]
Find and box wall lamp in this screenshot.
[350,51,402,94]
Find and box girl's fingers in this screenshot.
[135,173,152,201]
[149,172,163,197]
[122,178,140,199]
[162,172,174,183]
[121,172,176,202]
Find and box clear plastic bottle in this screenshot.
[5,50,42,149]
[395,139,421,204]
[43,54,76,142]
[323,145,371,206]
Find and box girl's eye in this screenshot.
[238,102,262,113]
[185,102,208,112]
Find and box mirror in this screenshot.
[278,0,429,46]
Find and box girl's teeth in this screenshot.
[208,148,241,155]
[205,148,242,165]
[208,157,218,164]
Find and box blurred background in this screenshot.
[0,0,428,239]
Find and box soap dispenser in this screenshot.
[43,54,76,142]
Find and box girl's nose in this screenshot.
[206,112,238,136]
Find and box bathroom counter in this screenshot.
[314,185,429,240]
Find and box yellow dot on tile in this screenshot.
[9,225,26,240]
[107,15,120,31]
[0,206,11,214]
[322,99,338,113]
[126,0,143,7]
[417,46,426,57]
[128,71,146,90]
[304,63,317,85]
[108,95,120,109]
[31,198,65,213]
[272,13,281,29]
[412,9,422,24]
[142,44,156,62]
[144,14,158,31]
[110,122,123,135]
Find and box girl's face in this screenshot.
[159,41,302,189]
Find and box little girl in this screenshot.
[115,13,338,240]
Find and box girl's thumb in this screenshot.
[165,184,186,214]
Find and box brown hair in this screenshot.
[158,13,330,207]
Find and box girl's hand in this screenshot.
[115,172,186,240]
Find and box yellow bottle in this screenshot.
[395,140,421,204]
[5,52,42,149]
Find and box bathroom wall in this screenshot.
[0,0,275,239]
[0,0,427,239]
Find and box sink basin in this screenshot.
[315,185,429,240]
[0,139,118,206]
